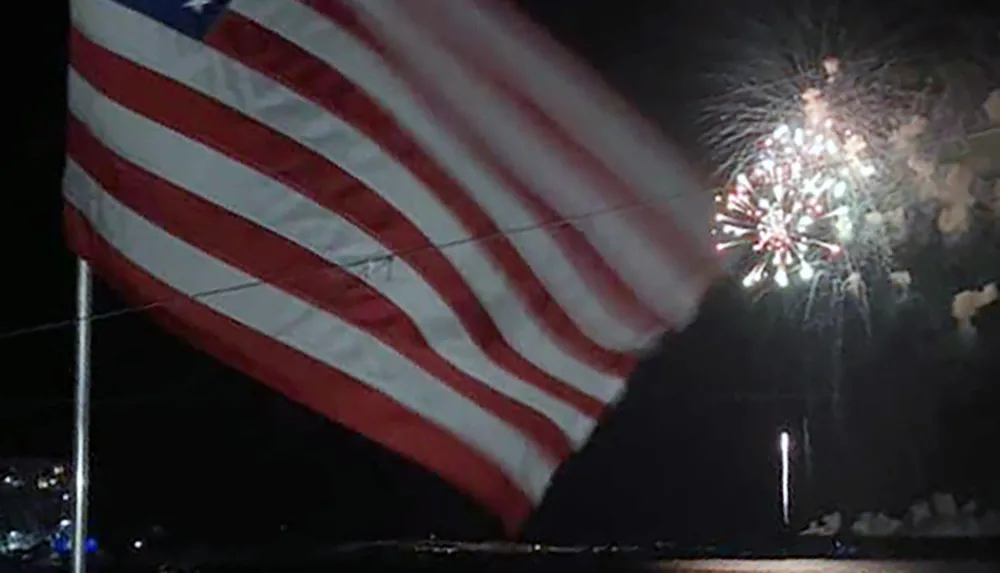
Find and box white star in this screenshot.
[182,0,213,13]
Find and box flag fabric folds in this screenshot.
[65,0,718,531]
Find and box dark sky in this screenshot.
[3,0,999,549]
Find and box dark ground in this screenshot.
[8,539,997,573]
[6,538,1000,573]
[103,558,1000,573]
[656,561,1000,573]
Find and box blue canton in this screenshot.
[112,0,233,40]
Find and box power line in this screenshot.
[0,190,705,342]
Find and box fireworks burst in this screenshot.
[697,2,1000,335]
[714,125,847,289]
[713,59,888,291]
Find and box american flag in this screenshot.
[65,0,718,530]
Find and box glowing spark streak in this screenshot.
[780,431,791,525]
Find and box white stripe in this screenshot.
[63,158,556,502]
[348,0,702,327]
[72,0,632,403]
[67,70,597,448]
[224,0,657,350]
[419,0,716,260]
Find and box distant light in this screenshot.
[133,540,144,549]
[51,535,99,555]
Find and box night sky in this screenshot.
[4,0,999,549]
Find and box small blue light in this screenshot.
[51,534,98,555]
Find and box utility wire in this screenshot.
[0,189,708,342]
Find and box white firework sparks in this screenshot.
[714,98,878,290]
[708,54,998,317]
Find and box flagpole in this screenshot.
[72,258,93,573]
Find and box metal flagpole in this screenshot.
[72,259,93,573]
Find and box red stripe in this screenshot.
[66,114,573,465]
[411,0,722,287]
[69,26,608,419]
[63,206,532,533]
[299,1,662,335]
[206,11,644,375]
